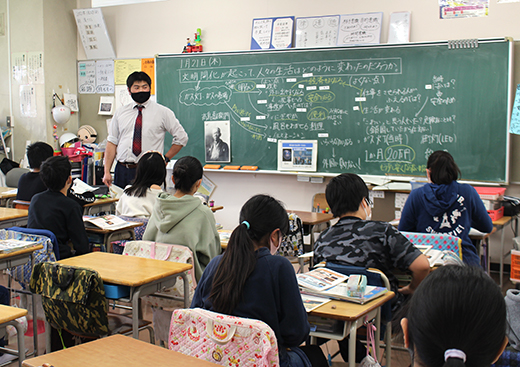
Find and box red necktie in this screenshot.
[132,105,143,157]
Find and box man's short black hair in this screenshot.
[126,71,152,89]
[26,142,54,169]
[39,156,71,192]
[326,173,369,217]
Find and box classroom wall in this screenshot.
[7,0,79,159]
[71,0,520,266]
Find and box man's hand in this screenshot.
[102,171,112,187]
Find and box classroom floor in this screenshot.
[0,270,513,367]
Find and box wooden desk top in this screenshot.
[58,252,192,287]
[84,197,119,208]
[22,334,218,367]
[0,243,43,261]
[288,210,333,226]
[0,187,17,199]
[0,207,28,220]
[84,221,143,234]
[493,215,514,227]
[0,304,27,324]
[310,291,395,321]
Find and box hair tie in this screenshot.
[444,349,466,363]
[241,221,250,230]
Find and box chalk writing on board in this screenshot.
[170,54,465,176]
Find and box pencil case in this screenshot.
[346,274,367,298]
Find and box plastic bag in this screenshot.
[359,318,382,367]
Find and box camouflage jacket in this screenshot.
[313,216,422,293]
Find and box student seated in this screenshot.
[16,141,54,201]
[143,156,220,281]
[398,150,493,267]
[28,156,89,259]
[115,151,165,218]
[192,194,328,367]
[314,173,429,308]
[402,265,507,367]
[17,141,93,206]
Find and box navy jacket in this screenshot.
[398,181,493,266]
[191,247,310,364]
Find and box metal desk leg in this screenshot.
[44,320,51,355]
[181,272,190,308]
[131,287,142,339]
[30,253,38,356]
[500,225,506,290]
[348,321,358,367]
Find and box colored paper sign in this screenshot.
[141,58,155,95]
[114,59,141,85]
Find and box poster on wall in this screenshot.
[337,12,383,46]
[96,60,115,93]
[73,8,116,60]
[509,84,520,135]
[295,15,339,48]
[277,140,317,172]
[78,61,96,94]
[251,17,294,50]
[439,0,489,19]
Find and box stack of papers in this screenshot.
[0,239,38,254]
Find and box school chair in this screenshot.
[324,262,394,366]
[5,168,29,188]
[122,240,197,344]
[117,216,149,241]
[29,262,154,353]
[169,308,279,366]
[10,200,30,210]
[306,193,332,250]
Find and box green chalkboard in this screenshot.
[157,38,512,182]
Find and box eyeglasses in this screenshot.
[365,197,373,207]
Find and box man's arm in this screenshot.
[165,144,183,160]
[102,141,117,187]
[398,254,430,295]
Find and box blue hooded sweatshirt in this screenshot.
[398,181,493,266]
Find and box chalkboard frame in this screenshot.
[157,37,513,183]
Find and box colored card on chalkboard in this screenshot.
[510,84,520,135]
[337,12,383,45]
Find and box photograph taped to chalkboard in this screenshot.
[205,121,231,163]
[278,140,317,172]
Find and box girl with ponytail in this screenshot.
[192,194,327,367]
[402,265,507,367]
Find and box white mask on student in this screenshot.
[270,230,283,255]
[363,203,372,221]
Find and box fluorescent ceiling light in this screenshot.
[92,0,167,7]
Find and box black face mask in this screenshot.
[131,91,150,104]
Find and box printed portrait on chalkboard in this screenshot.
[205,121,231,163]
[283,149,292,162]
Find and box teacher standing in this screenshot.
[103,71,188,188]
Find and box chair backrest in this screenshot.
[5,167,29,188]
[169,308,279,366]
[325,263,392,321]
[278,212,304,257]
[312,193,329,212]
[118,216,149,241]
[0,228,57,287]
[9,226,60,260]
[29,262,109,337]
[400,231,463,259]
[123,241,197,304]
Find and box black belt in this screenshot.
[118,161,137,169]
